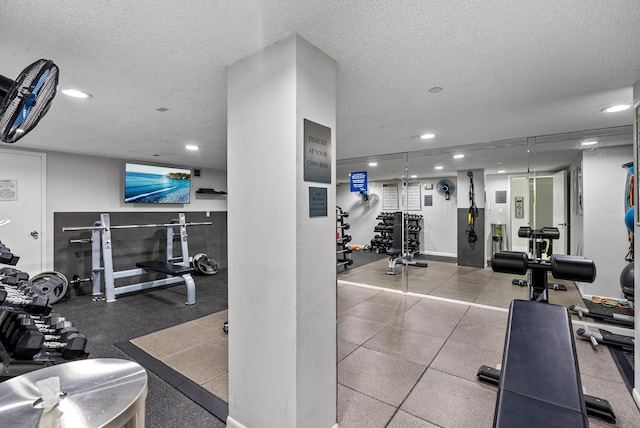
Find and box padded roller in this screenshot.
[518,227,531,238]
[518,226,560,240]
[551,255,596,283]
[541,227,560,240]
[491,251,528,275]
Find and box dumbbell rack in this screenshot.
[0,256,89,380]
[370,212,423,254]
[336,207,353,270]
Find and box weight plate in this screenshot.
[30,271,69,304]
[193,253,219,275]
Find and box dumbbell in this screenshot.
[70,275,91,289]
[338,223,350,230]
[2,313,69,344]
[0,267,22,276]
[0,252,20,266]
[13,325,87,360]
[5,316,73,347]
[0,270,29,282]
[0,288,52,315]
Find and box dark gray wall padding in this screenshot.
[457,208,485,268]
[54,211,227,281]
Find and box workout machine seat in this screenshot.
[135,261,194,276]
[495,300,588,428]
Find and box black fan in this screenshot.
[0,59,59,143]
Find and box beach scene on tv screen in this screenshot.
[125,163,191,203]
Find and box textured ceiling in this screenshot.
[1,1,639,173]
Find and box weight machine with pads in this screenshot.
[477,245,617,425]
[510,227,567,298]
[63,213,211,304]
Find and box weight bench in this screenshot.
[135,261,196,305]
[478,251,616,425]
[494,300,589,427]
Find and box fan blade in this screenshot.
[0,59,59,143]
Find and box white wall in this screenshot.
[581,144,633,298]
[418,177,458,256]
[485,174,510,255]
[36,150,226,270]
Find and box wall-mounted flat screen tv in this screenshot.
[125,163,191,204]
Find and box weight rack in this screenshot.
[336,206,353,270]
[0,246,89,381]
[370,211,423,255]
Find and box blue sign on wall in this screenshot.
[350,171,368,193]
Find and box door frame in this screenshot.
[0,148,47,273]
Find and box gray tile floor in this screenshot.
[130,260,640,427]
[338,258,584,310]
[336,278,640,427]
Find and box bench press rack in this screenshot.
[64,213,211,304]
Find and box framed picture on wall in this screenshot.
[382,182,399,210]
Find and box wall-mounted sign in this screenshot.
[349,171,367,193]
[495,190,507,204]
[406,182,422,211]
[309,187,328,217]
[382,183,399,210]
[0,180,17,201]
[514,196,525,218]
[303,119,332,184]
[424,195,433,206]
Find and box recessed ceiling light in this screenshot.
[420,133,436,140]
[434,165,444,170]
[61,88,92,99]
[185,145,199,151]
[428,87,443,94]
[369,162,378,167]
[453,154,464,159]
[497,170,506,174]
[410,175,417,178]
[581,141,598,147]
[602,104,631,113]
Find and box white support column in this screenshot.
[226,35,337,428]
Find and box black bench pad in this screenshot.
[136,261,194,276]
[495,299,587,427]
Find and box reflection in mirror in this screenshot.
[336,153,409,292]
[337,126,633,317]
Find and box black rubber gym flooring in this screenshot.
[52,270,228,428]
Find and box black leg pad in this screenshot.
[491,252,528,275]
[550,255,596,283]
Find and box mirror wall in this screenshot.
[337,125,633,311]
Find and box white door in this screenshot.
[0,149,45,275]
[552,170,568,255]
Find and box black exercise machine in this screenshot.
[511,226,567,292]
[478,246,616,426]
